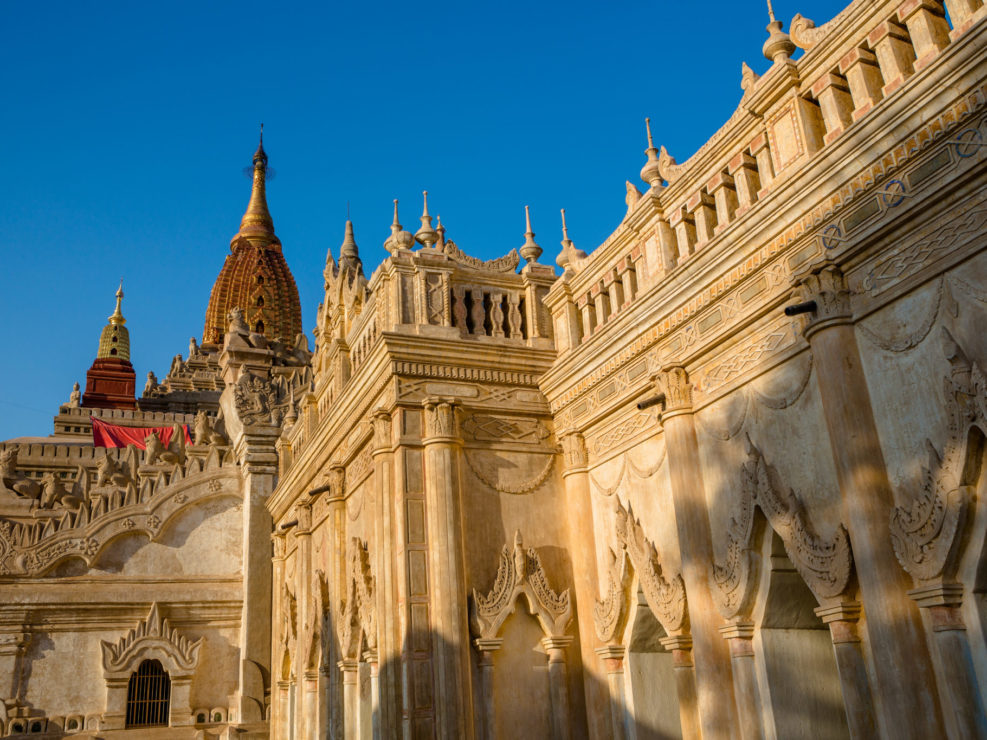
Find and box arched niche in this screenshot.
[622,585,681,740]
[751,531,849,740]
[100,603,202,731]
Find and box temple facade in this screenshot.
[2,0,987,737]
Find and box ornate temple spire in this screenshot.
[763,0,796,63]
[415,190,438,248]
[108,280,126,326]
[519,205,543,264]
[98,282,130,360]
[640,117,662,188]
[555,208,587,274]
[338,219,364,276]
[201,128,302,347]
[238,124,276,244]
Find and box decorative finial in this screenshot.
[415,190,438,248]
[240,128,275,242]
[762,3,795,63]
[640,117,663,188]
[436,214,446,248]
[384,198,415,254]
[519,205,542,264]
[108,280,126,325]
[556,208,585,273]
[340,219,360,262]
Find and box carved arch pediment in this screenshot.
[101,602,202,677]
[891,329,986,585]
[712,436,853,619]
[471,531,572,641]
[338,538,376,661]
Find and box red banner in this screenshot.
[91,417,192,449]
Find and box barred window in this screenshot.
[125,659,171,728]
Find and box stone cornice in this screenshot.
[542,41,987,421]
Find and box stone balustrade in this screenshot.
[548,0,985,353]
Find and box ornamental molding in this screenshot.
[613,498,687,634]
[442,240,520,273]
[546,98,986,418]
[713,436,853,618]
[891,328,985,585]
[101,603,202,676]
[472,531,572,640]
[0,452,239,577]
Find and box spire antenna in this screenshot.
[766,0,776,22]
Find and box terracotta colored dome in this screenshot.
[202,135,302,347]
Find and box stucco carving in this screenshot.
[423,398,458,440]
[339,538,377,661]
[233,373,290,426]
[713,436,853,617]
[593,547,630,643]
[464,450,555,495]
[891,329,984,584]
[472,531,572,640]
[794,261,853,333]
[101,602,202,674]
[559,431,588,471]
[614,499,687,633]
[658,366,693,414]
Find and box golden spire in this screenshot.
[108,280,126,325]
[239,124,276,243]
[97,281,132,360]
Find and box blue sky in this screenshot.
[0,0,847,440]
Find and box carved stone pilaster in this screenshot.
[559,430,588,476]
[657,366,693,418]
[326,462,345,500]
[371,408,392,454]
[422,397,459,443]
[793,261,853,338]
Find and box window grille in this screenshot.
[125,659,171,728]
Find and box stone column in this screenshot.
[795,262,944,737]
[559,430,612,740]
[474,638,502,740]
[271,533,287,735]
[421,398,474,738]
[910,585,987,740]
[327,463,347,740]
[659,634,701,740]
[232,425,280,724]
[594,645,627,740]
[339,659,360,740]
[814,602,878,739]
[371,409,400,736]
[719,622,762,740]
[542,636,574,740]
[293,500,314,737]
[657,366,738,738]
[364,650,381,740]
[0,630,30,718]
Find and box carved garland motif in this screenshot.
[593,547,630,643]
[891,329,985,584]
[713,436,853,618]
[463,450,555,496]
[472,531,572,640]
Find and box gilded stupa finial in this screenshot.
[108,279,126,325]
[239,125,276,244]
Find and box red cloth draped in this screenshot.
[91,417,192,449]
